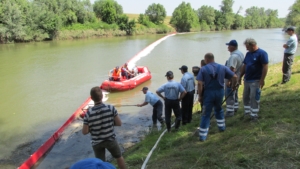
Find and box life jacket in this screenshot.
[112,68,120,80]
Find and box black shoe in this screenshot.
[175,120,181,129]
[182,122,187,125]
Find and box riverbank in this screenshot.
[55,14,174,40]
[119,56,300,168]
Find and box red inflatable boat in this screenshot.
[100,66,151,91]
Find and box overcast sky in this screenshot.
[90,0,296,18]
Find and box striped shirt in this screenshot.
[83,103,118,146]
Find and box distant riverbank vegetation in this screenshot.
[0,0,298,43]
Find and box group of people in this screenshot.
[109,63,138,81]
[79,27,297,168]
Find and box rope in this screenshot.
[141,123,174,169]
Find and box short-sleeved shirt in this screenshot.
[180,72,195,92]
[243,48,269,81]
[145,91,159,106]
[226,49,244,76]
[157,80,186,100]
[284,34,298,54]
[83,104,117,146]
[196,62,234,88]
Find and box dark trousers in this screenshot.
[152,100,164,124]
[181,90,195,123]
[165,99,181,129]
[282,53,294,83]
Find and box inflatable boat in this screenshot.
[100,66,151,92]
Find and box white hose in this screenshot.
[141,123,174,169]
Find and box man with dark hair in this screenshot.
[82,86,126,169]
[240,38,268,121]
[282,27,298,84]
[156,71,186,132]
[179,65,195,125]
[121,63,133,79]
[224,40,244,117]
[197,53,237,141]
[137,87,165,127]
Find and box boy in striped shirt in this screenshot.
[82,86,126,169]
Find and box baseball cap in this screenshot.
[226,40,238,47]
[165,71,173,77]
[70,158,116,169]
[179,65,188,71]
[286,26,295,31]
[141,87,148,91]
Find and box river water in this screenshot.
[0,29,298,168]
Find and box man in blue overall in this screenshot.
[179,65,195,125]
[137,87,165,127]
[197,53,237,141]
[156,71,187,132]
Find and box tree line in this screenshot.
[0,0,296,43]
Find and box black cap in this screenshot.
[226,40,238,47]
[141,87,148,91]
[165,71,173,77]
[286,26,295,31]
[179,65,188,71]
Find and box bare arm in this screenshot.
[82,124,89,135]
[179,91,187,101]
[114,115,122,126]
[137,102,149,107]
[260,64,268,89]
[156,91,165,100]
[239,64,245,84]
[197,81,203,103]
[230,74,238,90]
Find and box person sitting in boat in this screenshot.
[130,66,138,78]
[109,66,121,81]
[121,63,133,79]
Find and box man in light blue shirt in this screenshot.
[137,87,165,126]
[282,26,298,84]
[224,40,245,117]
[156,71,186,132]
[179,65,195,125]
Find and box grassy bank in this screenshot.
[57,14,174,40]
[117,57,300,168]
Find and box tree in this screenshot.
[93,0,122,24]
[144,3,166,24]
[170,2,198,32]
[219,0,235,29]
[286,0,300,27]
[117,14,135,35]
[197,5,215,27]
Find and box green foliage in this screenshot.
[170,2,199,32]
[286,0,300,36]
[232,14,244,29]
[145,3,166,24]
[116,14,135,35]
[197,5,215,26]
[93,0,123,24]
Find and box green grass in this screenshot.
[115,57,300,168]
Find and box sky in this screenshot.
[90,0,296,18]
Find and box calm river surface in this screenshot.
[0,28,299,168]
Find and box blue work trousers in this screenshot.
[199,88,225,140]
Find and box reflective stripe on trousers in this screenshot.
[243,81,261,117]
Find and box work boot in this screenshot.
[166,122,171,132]
[159,119,165,127]
[225,112,234,117]
[175,120,181,130]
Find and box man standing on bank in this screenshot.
[82,86,126,169]
[282,26,298,84]
[156,71,187,132]
[197,53,237,141]
[137,87,165,127]
[179,65,195,125]
[239,38,268,121]
[224,40,244,117]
